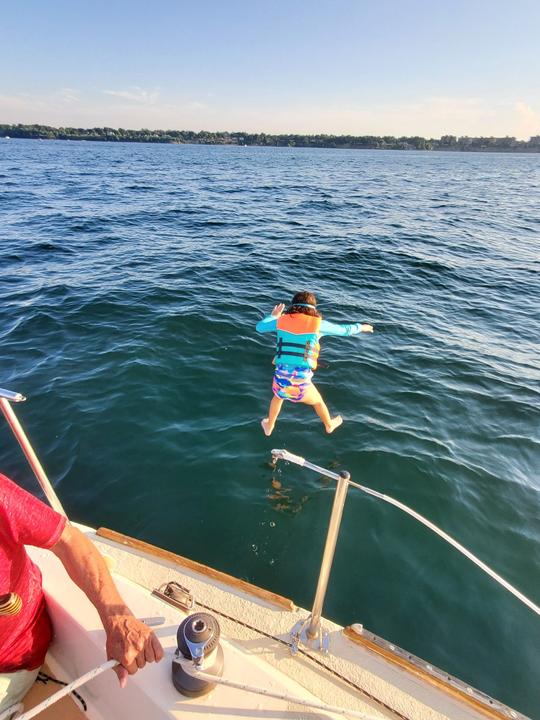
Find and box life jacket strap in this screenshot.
[277,339,305,349]
[276,338,318,362]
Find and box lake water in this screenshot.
[1,139,539,717]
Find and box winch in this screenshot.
[172,612,224,697]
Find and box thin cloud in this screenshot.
[59,88,81,104]
[103,87,159,104]
[185,101,207,111]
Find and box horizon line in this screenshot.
[1,122,539,143]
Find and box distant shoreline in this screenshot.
[1,124,539,153]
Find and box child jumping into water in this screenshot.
[256,291,373,435]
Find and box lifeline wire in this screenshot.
[273,449,539,617]
[347,478,540,617]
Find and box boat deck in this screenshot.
[25,524,527,720]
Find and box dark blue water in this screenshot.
[1,139,539,717]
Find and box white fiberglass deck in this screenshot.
[26,525,526,720]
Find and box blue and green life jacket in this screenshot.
[275,314,321,370]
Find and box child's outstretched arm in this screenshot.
[256,304,285,333]
[320,319,374,336]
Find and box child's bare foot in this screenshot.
[325,415,343,434]
[261,418,274,436]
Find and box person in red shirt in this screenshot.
[0,473,164,714]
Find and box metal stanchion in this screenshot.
[307,470,350,641]
[271,449,350,653]
[0,388,67,517]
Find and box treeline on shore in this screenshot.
[1,123,539,152]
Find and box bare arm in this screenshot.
[51,524,164,686]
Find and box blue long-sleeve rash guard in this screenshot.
[256,316,363,337]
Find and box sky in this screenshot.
[1,0,539,138]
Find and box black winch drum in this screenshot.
[172,612,224,697]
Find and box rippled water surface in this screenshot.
[1,140,539,716]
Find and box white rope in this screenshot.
[347,479,540,616]
[186,667,383,720]
[9,657,382,720]
[12,660,117,720]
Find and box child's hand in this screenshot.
[361,323,374,333]
[271,303,285,318]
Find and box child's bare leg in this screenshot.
[261,396,283,436]
[314,401,343,433]
[302,385,343,434]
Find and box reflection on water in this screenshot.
[267,474,310,515]
[266,457,341,514]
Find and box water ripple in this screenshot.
[1,140,539,716]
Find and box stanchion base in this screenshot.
[290,617,329,655]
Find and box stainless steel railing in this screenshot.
[271,449,350,651]
[271,447,540,655]
[0,388,67,517]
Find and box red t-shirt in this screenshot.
[0,473,66,672]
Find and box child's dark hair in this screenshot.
[284,291,321,318]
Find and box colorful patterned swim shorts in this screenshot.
[272,364,314,403]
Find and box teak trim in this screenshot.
[96,527,295,612]
[343,626,515,720]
